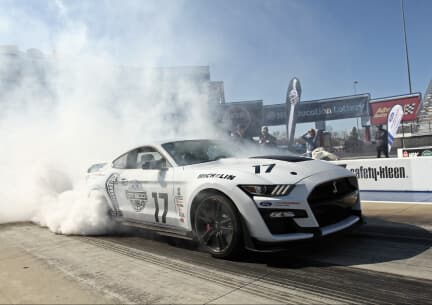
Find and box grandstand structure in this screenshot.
[416,80,432,134]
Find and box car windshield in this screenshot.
[162,140,235,166]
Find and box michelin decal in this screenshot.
[197,173,236,180]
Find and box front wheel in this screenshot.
[193,193,243,259]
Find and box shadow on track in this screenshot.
[101,216,431,269]
[241,217,432,268]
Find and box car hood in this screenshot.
[183,156,351,184]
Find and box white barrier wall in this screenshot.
[332,158,432,202]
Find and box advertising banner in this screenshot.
[332,158,432,202]
[387,104,404,152]
[398,146,432,158]
[370,93,421,125]
[218,100,263,137]
[263,94,369,126]
[264,104,287,126]
[296,94,369,123]
[286,78,301,146]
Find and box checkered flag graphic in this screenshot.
[404,103,416,115]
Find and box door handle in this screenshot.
[120,178,128,184]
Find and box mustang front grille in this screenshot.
[308,177,358,205]
[307,177,359,227]
[311,205,352,227]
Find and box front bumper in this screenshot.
[247,213,363,251]
[240,173,362,248]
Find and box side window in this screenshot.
[136,148,169,170]
[112,153,128,169]
[113,147,171,170]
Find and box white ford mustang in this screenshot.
[86,139,362,258]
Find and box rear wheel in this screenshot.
[88,190,111,215]
[193,193,243,259]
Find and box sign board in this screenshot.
[263,94,370,126]
[332,158,432,202]
[397,146,432,158]
[217,100,263,137]
[296,94,370,123]
[263,104,287,126]
[387,104,404,153]
[286,77,302,146]
[370,93,421,125]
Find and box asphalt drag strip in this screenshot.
[1,218,431,304]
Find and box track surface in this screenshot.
[1,202,431,304]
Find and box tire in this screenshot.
[193,192,243,259]
[88,190,116,218]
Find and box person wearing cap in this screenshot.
[259,126,276,146]
[375,125,389,158]
[302,128,318,158]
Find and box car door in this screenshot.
[115,147,178,226]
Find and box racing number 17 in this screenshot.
[152,192,168,223]
[253,164,275,174]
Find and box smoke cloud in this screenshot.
[0,1,220,234]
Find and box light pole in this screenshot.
[401,0,412,94]
[400,0,411,147]
[354,81,359,130]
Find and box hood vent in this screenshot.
[250,155,311,162]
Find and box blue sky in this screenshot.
[0,0,431,132]
[177,0,430,103]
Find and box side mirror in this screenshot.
[142,159,169,171]
[159,159,169,171]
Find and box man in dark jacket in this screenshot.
[302,128,318,157]
[375,125,389,158]
[259,126,277,147]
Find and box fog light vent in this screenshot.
[269,211,295,218]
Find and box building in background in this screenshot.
[0,45,55,102]
[1,45,431,152]
[0,46,226,130]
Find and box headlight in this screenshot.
[239,184,294,197]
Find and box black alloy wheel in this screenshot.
[194,193,243,258]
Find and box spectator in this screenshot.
[258,126,276,146]
[348,126,360,152]
[302,128,318,157]
[375,125,389,158]
[230,124,248,143]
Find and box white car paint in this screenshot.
[86,139,362,249]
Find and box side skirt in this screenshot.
[115,217,194,240]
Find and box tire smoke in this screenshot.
[0,2,219,235]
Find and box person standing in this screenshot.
[375,125,389,158]
[230,124,246,141]
[258,126,276,147]
[302,128,318,158]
